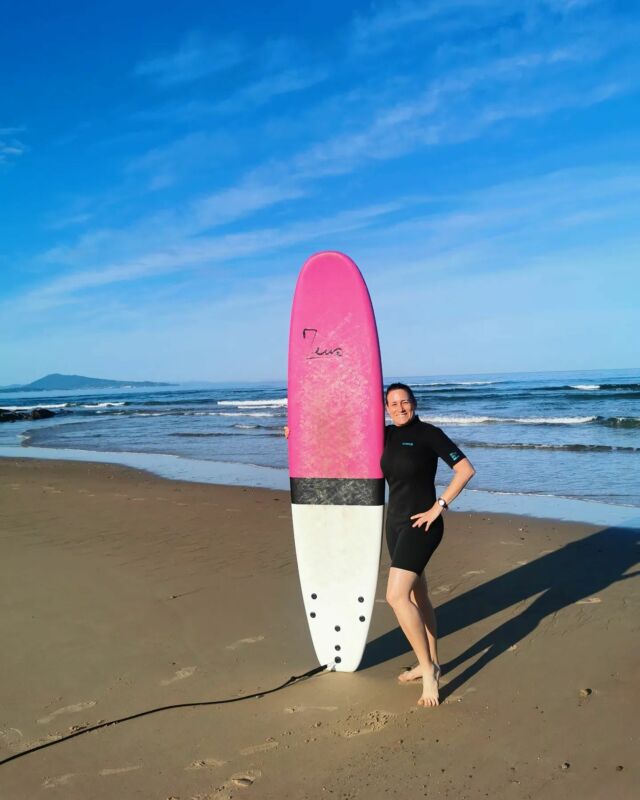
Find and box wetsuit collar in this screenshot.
[395,413,420,429]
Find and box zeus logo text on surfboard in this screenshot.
[302,328,344,360]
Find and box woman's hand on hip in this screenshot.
[410,504,442,531]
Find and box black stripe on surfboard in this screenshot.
[290,477,385,506]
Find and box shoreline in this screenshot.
[1,457,638,799]
[1,445,639,529]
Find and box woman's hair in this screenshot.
[384,382,417,406]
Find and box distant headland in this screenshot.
[0,373,176,393]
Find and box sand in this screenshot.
[0,457,638,799]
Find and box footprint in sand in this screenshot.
[43,773,78,789]
[226,635,265,651]
[432,585,452,596]
[160,666,196,685]
[207,770,261,798]
[463,570,485,577]
[576,597,602,605]
[240,741,279,755]
[99,766,142,776]
[0,728,24,751]
[232,775,256,787]
[445,686,477,704]
[38,701,96,725]
[186,758,227,771]
[341,710,395,738]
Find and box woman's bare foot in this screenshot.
[417,663,440,707]
[398,664,422,683]
[398,662,440,684]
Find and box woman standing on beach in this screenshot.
[382,383,475,708]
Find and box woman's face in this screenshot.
[386,388,415,427]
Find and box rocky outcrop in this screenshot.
[0,407,56,423]
[30,408,56,420]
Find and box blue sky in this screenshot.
[1,0,639,384]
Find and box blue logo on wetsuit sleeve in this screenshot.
[402,442,414,446]
[450,451,460,461]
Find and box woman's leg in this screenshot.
[413,575,438,666]
[398,575,439,682]
[386,566,439,707]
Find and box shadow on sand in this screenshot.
[360,525,640,697]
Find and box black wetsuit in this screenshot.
[380,415,466,575]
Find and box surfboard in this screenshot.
[288,251,384,672]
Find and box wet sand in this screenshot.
[0,458,638,799]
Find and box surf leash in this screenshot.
[0,663,329,767]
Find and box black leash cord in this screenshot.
[0,663,328,767]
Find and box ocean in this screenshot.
[1,368,638,526]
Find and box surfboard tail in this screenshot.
[291,504,383,672]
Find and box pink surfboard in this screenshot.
[288,251,384,671]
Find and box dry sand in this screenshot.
[0,458,638,799]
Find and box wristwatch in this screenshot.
[437,497,448,510]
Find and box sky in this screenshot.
[1,0,639,384]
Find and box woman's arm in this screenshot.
[440,458,476,507]
[411,458,476,530]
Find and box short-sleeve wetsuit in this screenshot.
[380,415,466,575]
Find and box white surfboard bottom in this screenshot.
[291,503,383,672]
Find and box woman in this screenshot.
[382,383,475,707]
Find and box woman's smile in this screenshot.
[386,388,416,427]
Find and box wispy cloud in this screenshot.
[358,165,640,268]
[135,45,327,121]
[35,20,637,284]
[349,0,599,56]
[278,45,621,183]
[213,66,328,114]
[41,176,308,270]
[103,3,638,230]
[13,3,639,340]
[20,201,406,308]
[19,157,640,314]
[46,212,93,231]
[350,0,514,55]
[0,127,27,164]
[125,131,238,191]
[186,180,307,233]
[7,162,638,378]
[134,32,246,87]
